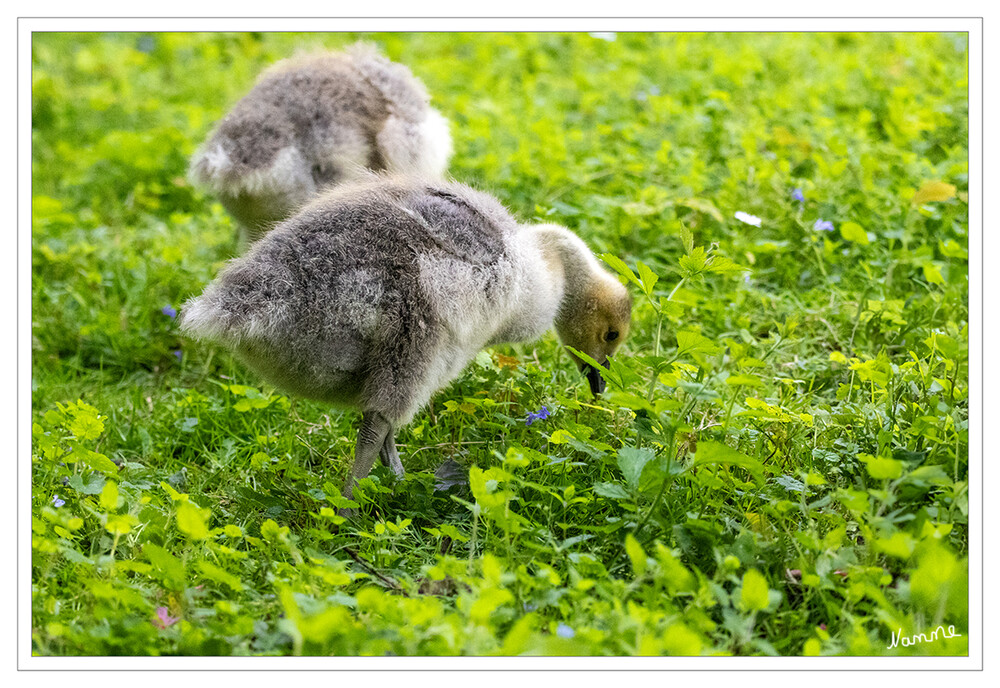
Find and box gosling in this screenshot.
[189,43,453,245]
[180,177,631,507]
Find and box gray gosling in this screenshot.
[189,43,453,245]
[180,177,631,511]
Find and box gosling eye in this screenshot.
[605,330,619,342]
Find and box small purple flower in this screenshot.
[813,219,835,232]
[52,495,65,508]
[525,406,550,426]
[162,305,177,319]
[154,606,180,629]
[172,349,182,360]
[556,623,575,639]
[792,188,805,203]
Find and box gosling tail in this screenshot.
[179,258,293,346]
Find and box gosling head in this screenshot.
[555,270,632,397]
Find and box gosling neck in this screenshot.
[531,223,601,330]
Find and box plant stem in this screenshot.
[632,430,677,536]
[666,277,686,302]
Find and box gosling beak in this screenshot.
[584,357,610,397]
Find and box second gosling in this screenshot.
[189,43,453,245]
[180,177,631,506]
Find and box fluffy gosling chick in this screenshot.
[189,43,453,245]
[180,177,631,506]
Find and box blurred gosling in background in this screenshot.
[189,43,453,246]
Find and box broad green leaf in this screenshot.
[740,568,770,612]
[503,446,530,468]
[635,260,659,295]
[469,586,514,624]
[320,482,359,510]
[693,441,765,480]
[838,488,871,514]
[67,473,105,495]
[603,391,655,413]
[861,454,903,480]
[654,543,696,593]
[923,332,961,359]
[69,447,119,474]
[939,239,968,260]
[144,543,186,589]
[678,246,708,276]
[104,514,138,535]
[726,373,762,388]
[922,262,945,285]
[233,397,270,412]
[705,255,744,275]
[676,330,721,356]
[176,501,211,539]
[599,253,640,288]
[260,519,288,542]
[501,613,539,655]
[160,481,188,502]
[678,224,695,254]
[317,507,347,526]
[223,384,253,396]
[902,465,952,488]
[593,482,631,500]
[874,532,916,559]
[662,623,703,656]
[909,544,962,613]
[624,533,647,576]
[548,429,573,444]
[197,560,244,592]
[911,180,956,205]
[806,472,827,486]
[65,401,104,440]
[840,221,869,245]
[99,481,119,511]
[504,444,549,465]
[469,465,509,510]
[616,446,656,491]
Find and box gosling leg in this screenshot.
[340,412,392,515]
[379,431,405,478]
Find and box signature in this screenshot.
[887,625,962,649]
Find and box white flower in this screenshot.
[589,32,617,41]
[734,211,762,227]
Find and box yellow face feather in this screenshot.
[560,277,632,394]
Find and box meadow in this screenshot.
[30,31,969,657]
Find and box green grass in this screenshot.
[31,31,969,657]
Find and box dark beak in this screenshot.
[584,358,610,397]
